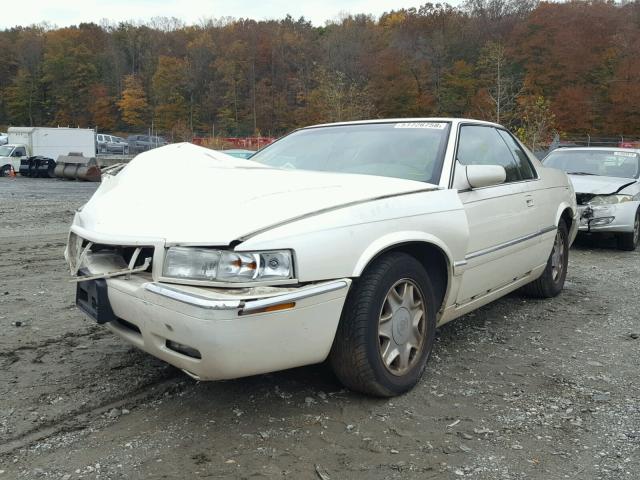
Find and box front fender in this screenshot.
[352,231,455,277]
[238,189,467,283]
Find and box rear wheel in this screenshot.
[329,252,436,397]
[521,220,569,298]
[617,210,639,251]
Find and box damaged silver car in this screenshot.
[543,147,640,250]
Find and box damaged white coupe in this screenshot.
[65,119,578,396]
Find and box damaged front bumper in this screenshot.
[578,202,639,233]
[65,227,351,381]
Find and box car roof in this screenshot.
[304,117,503,129]
[552,146,640,153]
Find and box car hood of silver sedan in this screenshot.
[569,174,637,195]
[75,143,436,245]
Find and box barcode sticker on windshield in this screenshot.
[394,122,447,129]
[614,151,637,157]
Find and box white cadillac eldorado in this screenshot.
[65,119,578,397]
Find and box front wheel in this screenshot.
[521,220,569,298]
[617,210,639,251]
[329,252,437,397]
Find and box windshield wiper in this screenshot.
[567,171,597,176]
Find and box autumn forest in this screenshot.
[0,0,639,146]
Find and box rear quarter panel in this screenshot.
[536,164,578,238]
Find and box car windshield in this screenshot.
[544,149,640,179]
[0,145,13,156]
[250,122,451,183]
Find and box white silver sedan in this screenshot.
[66,118,578,396]
[543,147,640,250]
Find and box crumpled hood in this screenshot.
[569,174,637,195]
[75,143,435,244]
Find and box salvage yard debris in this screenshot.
[54,153,101,182]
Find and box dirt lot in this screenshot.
[1,177,638,480]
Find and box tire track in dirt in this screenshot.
[0,375,186,457]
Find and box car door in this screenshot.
[97,135,106,152]
[453,124,542,304]
[495,129,551,234]
[11,146,28,171]
[106,136,117,152]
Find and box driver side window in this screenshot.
[457,125,520,183]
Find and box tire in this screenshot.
[329,252,437,397]
[616,210,639,251]
[0,164,11,177]
[521,220,569,298]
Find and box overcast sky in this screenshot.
[0,0,447,29]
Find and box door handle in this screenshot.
[526,197,534,207]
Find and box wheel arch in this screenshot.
[557,204,575,230]
[352,234,454,314]
[555,201,577,245]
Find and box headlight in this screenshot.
[589,194,633,205]
[163,247,293,283]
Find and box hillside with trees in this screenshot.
[0,0,639,146]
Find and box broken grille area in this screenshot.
[68,233,155,279]
[90,244,155,272]
[576,193,597,205]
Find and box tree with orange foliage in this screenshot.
[89,84,116,131]
[118,75,148,129]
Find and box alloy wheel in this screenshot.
[378,279,427,376]
[550,229,566,282]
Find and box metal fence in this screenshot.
[553,134,640,149]
[533,134,640,159]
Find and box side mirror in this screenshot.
[466,164,507,188]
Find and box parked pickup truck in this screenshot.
[127,134,168,154]
[65,118,578,397]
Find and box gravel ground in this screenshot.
[0,177,638,480]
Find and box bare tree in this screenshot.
[477,41,521,125]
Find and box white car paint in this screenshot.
[570,175,637,195]
[66,118,578,381]
[76,144,439,246]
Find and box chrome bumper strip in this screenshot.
[144,280,350,312]
[241,280,350,313]
[144,283,241,310]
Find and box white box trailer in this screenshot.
[8,127,95,159]
[0,127,96,175]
